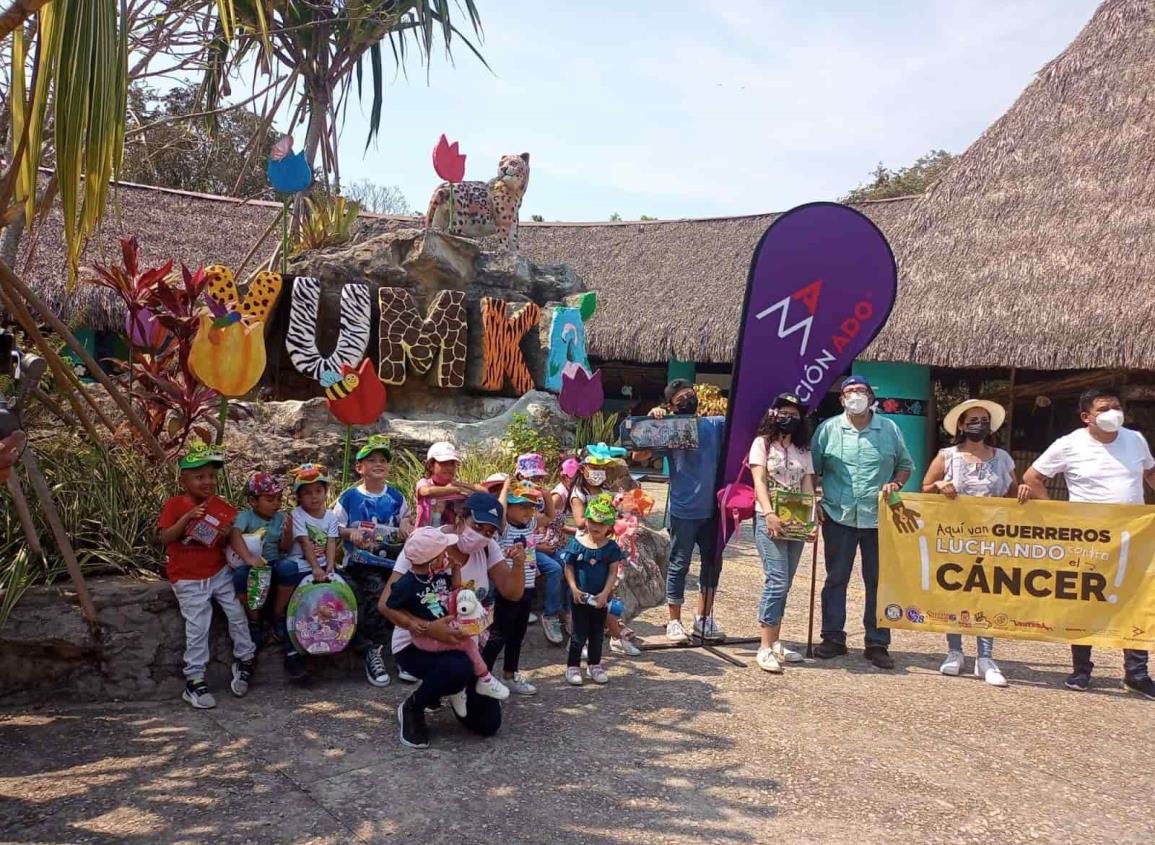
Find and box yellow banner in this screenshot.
[877,493,1155,649]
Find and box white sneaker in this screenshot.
[448,690,468,718]
[666,619,691,644]
[772,641,803,664]
[505,672,538,696]
[588,664,609,684]
[756,647,784,674]
[581,644,589,662]
[611,636,642,657]
[976,657,1008,687]
[397,669,418,684]
[182,679,216,709]
[940,650,965,676]
[528,612,540,624]
[565,666,584,686]
[475,674,510,700]
[693,615,727,642]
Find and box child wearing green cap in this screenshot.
[561,493,625,686]
[156,443,256,709]
[333,435,414,688]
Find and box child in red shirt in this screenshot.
[157,443,256,709]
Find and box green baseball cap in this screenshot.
[355,434,393,462]
[178,442,225,470]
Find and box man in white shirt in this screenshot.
[1024,388,1155,700]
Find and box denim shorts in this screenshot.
[273,557,309,589]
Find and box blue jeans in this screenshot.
[666,515,720,605]
[536,550,564,617]
[946,634,994,659]
[820,517,889,648]
[273,557,309,588]
[395,645,502,737]
[231,565,250,597]
[754,515,805,627]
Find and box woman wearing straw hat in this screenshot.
[921,398,1029,687]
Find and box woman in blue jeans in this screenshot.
[749,393,816,674]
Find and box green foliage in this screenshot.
[574,411,621,452]
[388,447,510,504]
[639,215,657,221]
[530,214,544,222]
[842,149,955,203]
[609,212,622,222]
[294,194,363,254]
[501,413,562,469]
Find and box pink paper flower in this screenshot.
[432,134,466,183]
[559,362,604,418]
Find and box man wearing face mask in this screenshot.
[811,375,914,669]
[1024,388,1155,700]
[644,379,728,643]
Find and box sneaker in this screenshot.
[581,644,589,662]
[863,645,895,670]
[476,674,511,700]
[364,645,391,688]
[611,636,642,657]
[693,615,727,643]
[182,679,216,709]
[397,669,418,684]
[284,652,310,685]
[505,672,538,696]
[448,690,468,718]
[230,659,256,697]
[756,647,783,674]
[940,650,965,677]
[813,640,848,659]
[975,657,1007,687]
[397,695,429,749]
[771,641,803,664]
[565,667,584,686]
[1065,671,1091,691]
[1122,676,1155,700]
[666,619,691,644]
[588,664,609,684]
[528,612,540,624]
[542,615,565,645]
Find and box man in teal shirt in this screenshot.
[812,375,914,669]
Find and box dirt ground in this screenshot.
[2,504,1153,844]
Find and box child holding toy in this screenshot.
[386,527,509,705]
[482,479,548,695]
[415,441,487,528]
[273,463,340,684]
[562,494,624,686]
[228,472,287,647]
[333,434,413,688]
[156,443,256,709]
[514,453,566,645]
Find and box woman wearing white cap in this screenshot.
[921,399,1029,687]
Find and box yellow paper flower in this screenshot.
[189,313,267,397]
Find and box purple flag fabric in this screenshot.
[716,202,897,546]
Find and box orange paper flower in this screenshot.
[189,313,267,397]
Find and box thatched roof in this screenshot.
[867,0,1155,370]
[517,199,914,363]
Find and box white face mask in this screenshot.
[843,393,870,416]
[1094,408,1124,433]
[458,525,489,553]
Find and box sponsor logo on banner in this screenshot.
[884,603,904,622]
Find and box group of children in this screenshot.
[158,434,642,709]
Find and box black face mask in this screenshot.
[962,422,991,442]
[776,416,800,435]
[673,395,699,416]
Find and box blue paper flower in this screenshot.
[267,136,313,195]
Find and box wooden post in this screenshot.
[5,472,43,558]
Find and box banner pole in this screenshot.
[806,523,821,658]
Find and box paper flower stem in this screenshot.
[341,425,353,489]
[217,395,233,501]
[448,188,456,231]
[280,196,290,275]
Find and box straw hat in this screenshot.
[943,399,1006,436]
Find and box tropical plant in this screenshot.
[388,446,509,505]
[294,193,362,253]
[501,412,562,469]
[574,411,621,452]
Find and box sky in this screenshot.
[331,0,1102,222]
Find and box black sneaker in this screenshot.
[182,679,216,709]
[284,652,311,685]
[1064,670,1091,691]
[814,640,848,659]
[364,645,391,688]
[231,658,256,697]
[1122,676,1155,700]
[398,695,430,749]
[863,646,895,670]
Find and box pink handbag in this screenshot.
[717,460,757,543]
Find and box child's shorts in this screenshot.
[273,558,310,589]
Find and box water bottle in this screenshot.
[581,592,599,607]
[607,597,624,617]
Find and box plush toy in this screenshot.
[613,488,655,568]
[449,588,489,637]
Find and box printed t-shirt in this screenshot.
[283,506,341,574]
[391,537,505,654]
[333,483,410,568]
[501,517,539,589]
[561,535,624,597]
[1032,427,1154,505]
[158,495,227,582]
[233,509,287,563]
[385,569,453,622]
[747,437,814,513]
[415,478,464,528]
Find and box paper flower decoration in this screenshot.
[125,307,168,351]
[267,136,313,194]
[322,358,387,426]
[559,361,604,418]
[432,134,466,183]
[189,312,267,397]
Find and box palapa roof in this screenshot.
[867,0,1155,370]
